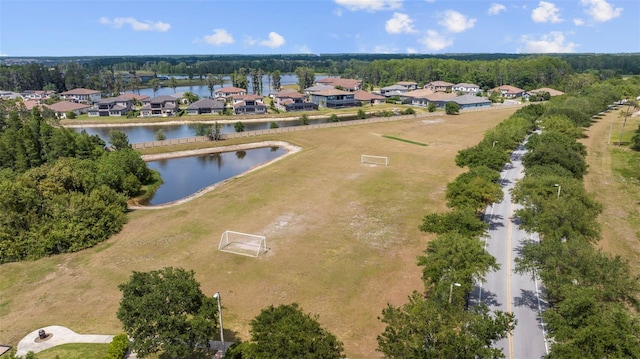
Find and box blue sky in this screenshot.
[0,0,638,56]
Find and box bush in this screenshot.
[65,111,77,119]
[269,121,279,129]
[105,333,130,359]
[300,114,309,125]
[154,129,166,141]
[329,114,339,122]
[357,109,366,119]
[402,107,415,115]
[428,103,436,112]
[234,121,245,132]
[445,102,460,115]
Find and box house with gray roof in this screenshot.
[45,101,90,118]
[380,84,410,97]
[59,88,101,103]
[187,98,225,115]
[303,84,335,94]
[449,94,491,109]
[88,96,132,117]
[310,89,360,109]
[452,83,481,95]
[140,95,178,117]
[274,90,317,112]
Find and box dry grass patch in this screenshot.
[582,111,640,272]
[0,108,518,359]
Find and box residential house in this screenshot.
[119,93,150,103]
[380,84,410,97]
[310,89,360,108]
[401,88,436,106]
[45,101,90,119]
[21,90,55,101]
[423,92,458,108]
[303,84,335,94]
[140,95,178,117]
[452,83,480,95]
[186,98,225,115]
[274,90,318,112]
[232,94,267,115]
[490,85,526,98]
[0,90,22,100]
[528,87,565,97]
[449,94,491,109]
[424,81,454,92]
[396,81,418,90]
[59,88,101,103]
[354,90,385,105]
[315,77,362,92]
[88,96,133,117]
[214,86,247,99]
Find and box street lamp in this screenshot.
[213,292,225,357]
[553,184,561,199]
[449,282,461,304]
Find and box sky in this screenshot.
[0,0,638,57]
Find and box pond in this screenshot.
[144,146,286,206]
[74,115,357,144]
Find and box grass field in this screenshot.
[582,110,640,271]
[0,107,519,359]
[33,343,108,359]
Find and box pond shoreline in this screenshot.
[129,140,301,210]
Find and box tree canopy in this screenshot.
[117,267,219,359]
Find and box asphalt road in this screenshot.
[471,140,550,359]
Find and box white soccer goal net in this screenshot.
[219,230,268,258]
[361,154,389,166]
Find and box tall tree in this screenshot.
[168,77,178,93]
[272,70,281,92]
[295,67,315,91]
[117,267,219,359]
[242,303,344,359]
[206,74,216,97]
[149,78,160,97]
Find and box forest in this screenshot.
[0,53,639,95]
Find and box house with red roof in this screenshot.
[214,86,247,99]
[45,101,91,118]
[353,90,385,105]
[490,85,527,98]
[424,81,454,92]
[315,78,362,92]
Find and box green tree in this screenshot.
[420,207,488,237]
[183,92,199,104]
[378,292,515,359]
[428,102,437,112]
[155,129,166,141]
[244,303,344,359]
[65,111,76,119]
[234,121,245,132]
[269,121,279,129]
[117,267,218,359]
[300,114,309,125]
[294,67,315,91]
[272,70,281,92]
[168,77,178,93]
[445,101,460,115]
[445,166,503,214]
[631,124,640,151]
[329,113,339,122]
[149,78,160,97]
[357,108,366,119]
[109,130,131,150]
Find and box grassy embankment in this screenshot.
[1,107,519,359]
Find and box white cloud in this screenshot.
[520,31,577,53]
[334,8,343,16]
[488,3,506,15]
[531,1,562,23]
[259,32,286,48]
[203,29,234,45]
[385,13,416,34]
[406,47,418,54]
[244,36,258,46]
[334,0,402,12]
[438,10,476,33]
[99,17,170,32]
[0,52,8,56]
[573,18,585,26]
[419,30,453,51]
[581,0,622,22]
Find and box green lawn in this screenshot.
[33,343,108,359]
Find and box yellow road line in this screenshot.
[507,200,515,359]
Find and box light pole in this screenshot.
[553,184,561,199]
[448,282,461,304]
[213,292,225,357]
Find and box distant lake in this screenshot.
[133,73,327,98]
[145,146,286,205]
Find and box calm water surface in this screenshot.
[145,146,285,205]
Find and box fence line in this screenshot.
[131,103,523,149]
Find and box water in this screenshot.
[145,146,286,205]
[74,116,354,144]
[136,73,327,98]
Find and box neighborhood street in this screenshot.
[472,140,549,359]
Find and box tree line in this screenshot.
[2,53,639,95]
[0,100,155,263]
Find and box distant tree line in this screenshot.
[1,53,639,94]
[0,100,154,263]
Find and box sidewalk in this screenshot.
[16,326,113,357]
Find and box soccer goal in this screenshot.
[361,154,389,166]
[219,230,268,258]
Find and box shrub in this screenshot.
[154,129,166,141]
[428,103,436,112]
[445,102,460,115]
[357,109,366,119]
[105,333,130,359]
[402,107,415,115]
[234,121,245,132]
[65,111,77,119]
[329,114,339,122]
[300,114,309,125]
[270,122,279,129]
